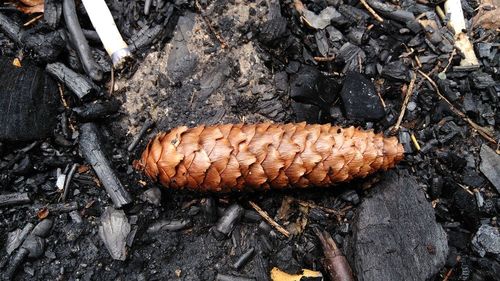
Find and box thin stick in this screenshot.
[417,69,497,144]
[393,72,417,132]
[63,0,103,81]
[313,56,336,62]
[109,67,115,95]
[411,133,421,151]
[441,48,456,74]
[23,14,43,27]
[249,201,290,238]
[359,0,384,23]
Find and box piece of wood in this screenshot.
[345,171,448,281]
[63,0,103,81]
[79,123,132,208]
[46,62,99,100]
[0,192,31,207]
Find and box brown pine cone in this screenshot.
[134,123,404,192]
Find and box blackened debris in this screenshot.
[340,72,385,121]
[0,58,59,142]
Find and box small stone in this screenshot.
[472,225,500,257]
[407,101,417,111]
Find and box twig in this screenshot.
[127,119,155,152]
[417,69,497,144]
[411,133,421,151]
[109,67,115,95]
[23,14,43,26]
[62,163,78,201]
[441,48,457,74]
[195,0,228,49]
[359,0,384,23]
[393,72,417,132]
[313,56,336,62]
[79,123,133,207]
[63,0,103,81]
[249,201,290,238]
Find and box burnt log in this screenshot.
[79,123,132,208]
[346,171,448,281]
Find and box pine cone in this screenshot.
[134,123,404,192]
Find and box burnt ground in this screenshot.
[0,0,499,280]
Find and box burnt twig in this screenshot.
[213,203,244,240]
[232,247,255,270]
[46,62,100,100]
[62,163,78,201]
[73,100,121,121]
[63,0,103,81]
[127,118,154,152]
[0,192,31,207]
[79,123,132,208]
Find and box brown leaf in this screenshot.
[37,207,49,219]
[8,0,44,14]
[472,7,500,30]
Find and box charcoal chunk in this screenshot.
[470,71,495,89]
[346,171,448,281]
[472,225,500,257]
[337,42,366,73]
[382,61,410,81]
[0,57,59,142]
[479,144,500,194]
[289,65,340,107]
[340,72,385,121]
[259,17,288,46]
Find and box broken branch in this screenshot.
[79,123,132,208]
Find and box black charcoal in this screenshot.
[346,171,448,281]
[479,144,500,194]
[472,225,500,257]
[213,204,244,240]
[340,72,385,121]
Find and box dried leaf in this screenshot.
[77,165,90,173]
[37,207,49,219]
[9,0,44,14]
[270,267,323,281]
[472,7,500,30]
